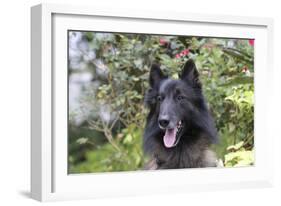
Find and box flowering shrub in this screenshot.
[68,32,254,173]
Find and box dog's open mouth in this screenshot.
[163,120,183,148]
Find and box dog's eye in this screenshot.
[177,95,184,101]
[157,95,163,102]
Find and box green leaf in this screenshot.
[172,73,179,79]
[219,76,253,87]
[227,141,244,151]
[223,47,253,64]
[228,123,236,133]
[224,149,254,167]
[123,134,133,144]
[76,137,88,145]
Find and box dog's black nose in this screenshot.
[159,119,170,128]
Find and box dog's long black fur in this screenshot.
[143,59,218,169]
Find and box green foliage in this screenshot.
[69,124,144,173]
[68,32,254,173]
[224,141,254,167]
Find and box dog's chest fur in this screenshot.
[145,135,217,169]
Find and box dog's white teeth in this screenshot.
[176,121,183,134]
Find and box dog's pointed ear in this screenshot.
[149,64,166,87]
[180,59,201,88]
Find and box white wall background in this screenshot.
[0,0,280,205]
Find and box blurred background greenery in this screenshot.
[68,31,254,173]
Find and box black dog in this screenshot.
[143,59,218,169]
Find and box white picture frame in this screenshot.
[31,3,274,202]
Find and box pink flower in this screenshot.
[249,39,254,46]
[159,38,168,45]
[175,49,190,59]
[181,49,190,55]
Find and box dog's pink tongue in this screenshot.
[163,128,176,148]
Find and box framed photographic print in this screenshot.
[31,3,274,201]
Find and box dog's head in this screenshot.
[145,59,217,148]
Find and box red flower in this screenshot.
[181,49,190,55]
[159,38,168,45]
[249,39,254,46]
[175,49,190,59]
